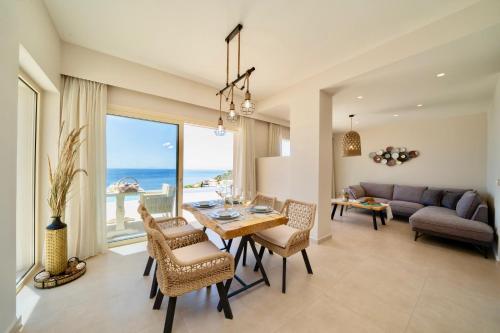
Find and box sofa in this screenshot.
[347,182,494,257]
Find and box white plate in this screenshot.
[250,206,273,213]
[193,201,217,208]
[210,210,240,220]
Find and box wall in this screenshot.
[333,113,487,195]
[256,157,291,206]
[487,76,500,258]
[0,1,19,332]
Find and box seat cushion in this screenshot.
[393,185,427,203]
[161,224,198,238]
[389,200,424,216]
[409,206,493,243]
[172,240,221,263]
[360,182,394,200]
[357,197,390,204]
[456,191,482,219]
[254,225,299,248]
[421,189,443,206]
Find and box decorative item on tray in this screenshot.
[193,200,218,208]
[249,205,273,213]
[210,209,241,220]
[359,197,382,206]
[369,146,419,167]
[342,188,350,202]
[34,257,87,289]
[106,176,143,193]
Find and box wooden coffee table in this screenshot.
[331,198,388,230]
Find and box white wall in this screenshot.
[333,113,487,194]
[0,1,19,332]
[487,76,500,258]
[256,157,291,206]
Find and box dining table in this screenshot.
[182,201,288,310]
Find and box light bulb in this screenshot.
[214,117,225,136]
[241,91,255,115]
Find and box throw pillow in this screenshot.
[348,185,365,199]
[441,191,463,210]
[456,190,482,219]
[421,189,443,206]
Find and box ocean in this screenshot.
[106,168,227,190]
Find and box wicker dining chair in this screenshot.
[138,204,206,299]
[143,214,234,333]
[252,199,316,293]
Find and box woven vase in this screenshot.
[45,217,68,275]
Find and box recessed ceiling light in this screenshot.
[356,95,363,99]
[436,72,446,77]
[417,104,423,107]
[393,114,399,117]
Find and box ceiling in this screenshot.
[330,24,500,133]
[44,0,479,100]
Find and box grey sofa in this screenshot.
[348,182,494,257]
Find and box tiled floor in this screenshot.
[18,211,500,332]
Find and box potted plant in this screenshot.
[45,123,87,275]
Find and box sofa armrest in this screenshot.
[471,202,488,224]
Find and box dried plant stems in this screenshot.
[48,123,87,218]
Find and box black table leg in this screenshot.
[380,211,386,225]
[372,211,378,230]
[331,204,338,220]
[340,205,344,216]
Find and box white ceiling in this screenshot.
[331,24,500,132]
[44,0,479,100]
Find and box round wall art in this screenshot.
[370,146,419,167]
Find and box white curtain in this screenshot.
[233,117,256,200]
[61,75,107,259]
[268,123,290,156]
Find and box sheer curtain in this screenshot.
[268,123,290,156]
[60,75,107,259]
[233,117,256,200]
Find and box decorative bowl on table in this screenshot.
[361,197,376,204]
[249,205,273,213]
[210,209,240,220]
[193,201,217,208]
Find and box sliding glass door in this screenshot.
[105,114,179,244]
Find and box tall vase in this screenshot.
[45,216,68,275]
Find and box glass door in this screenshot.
[105,114,179,244]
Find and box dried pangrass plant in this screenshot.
[48,122,87,218]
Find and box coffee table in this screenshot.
[331,198,389,230]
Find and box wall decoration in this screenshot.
[369,146,419,166]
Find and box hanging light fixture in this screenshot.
[214,94,225,136]
[342,114,362,157]
[215,24,256,134]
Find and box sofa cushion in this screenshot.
[389,200,424,217]
[348,185,365,199]
[360,182,394,200]
[441,191,463,210]
[456,191,482,219]
[409,206,493,243]
[393,185,427,203]
[421,189,443,206]
[357,197,390,204]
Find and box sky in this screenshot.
[106,115,233,170]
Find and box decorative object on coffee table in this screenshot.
[38,123,87,286]
[369,146,419,166]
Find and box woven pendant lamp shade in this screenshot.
[342,115,362,157]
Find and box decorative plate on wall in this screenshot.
[369,146,419,167]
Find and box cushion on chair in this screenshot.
[421,189,443,206]
[441,191,463,210]
[161,224,198,238]
[389,200,424,216]
[348,185,365,199]
[393,185,427,203]
[360,182,394,200]
[456,191,482,219]
[172,240,222,263]
[254,225,299,248]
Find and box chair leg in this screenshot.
[301,249,313,274]
[226,239,233,252]
[150,263,158,299]
[163,297,177,333]
[242,242,247,266]
[143,256,154,276]
[216,282,233,319]
[153,289,164,310]
[282,257,287,294]
[253,245,265,272]
[414,231,419,241]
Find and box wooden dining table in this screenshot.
[183,201,288,310]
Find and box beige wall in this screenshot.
[487,76,500,258]
[256,157,291,207]
[333,113,487,195]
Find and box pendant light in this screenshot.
[214,94,225,136]
[226,85,239,122]
[241,73,255,115]
[342,114,361,157]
